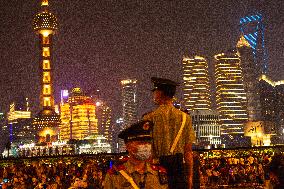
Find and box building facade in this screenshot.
[237,36,262,121]
[121,79,138,129]
[258,75,284,144]
[114,118,125,153]
[7,98,33,144]
[182,56,211,111]
[0,112,5,132]
[60,88,98,141]
[190,110,221,146]
[214,50,249,146]
[95,100,112,142]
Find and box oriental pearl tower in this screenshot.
[32,0,60,143]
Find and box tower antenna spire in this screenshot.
[41,0,49,6]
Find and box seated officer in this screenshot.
[104,121,168,189]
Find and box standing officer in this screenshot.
[104,120,168,189]
[143,77,196,189]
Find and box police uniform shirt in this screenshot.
[104,161,168,189]
[143,104,196,158]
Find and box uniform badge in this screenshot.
[143,122,150,130]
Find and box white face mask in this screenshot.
[134,144,152,161]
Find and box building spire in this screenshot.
[41,0,49,6]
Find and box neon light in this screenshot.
[246,16,251,22]
[240,13,268,74]
[249,33,257,41]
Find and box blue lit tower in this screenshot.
[32,0,60,143]
[240,13,268,74]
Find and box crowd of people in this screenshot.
[0,156,114,189]
[199,155,268,187]
[197,149,284,188]
[0,149,282,188]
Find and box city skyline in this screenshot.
[0,0,283,119]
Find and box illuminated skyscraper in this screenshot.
[182,56,211,111]
[7,98,33,144]
[60,88,98,141]
[240,13,268,73]
[0,112,4,131]
[32,0,60,143]
[119,79,138,152]
[258,75,284,143]
[95,100,112,142]
[214,50,248,146]
[0,112,5,142]
[191,110,221,146]
[237,36,262,121]
[115,118,125,153]
[121,79,138,129]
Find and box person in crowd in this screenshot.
[143,77,196,189]
[104,120,168,189]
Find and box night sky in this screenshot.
[0,0,283,120]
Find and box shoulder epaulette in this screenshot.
[107,164,126,175]
[107,167,117,175]
[151,164,167,173]
[120,156,129,162]
[116,164,126,171]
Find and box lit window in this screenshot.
[43,72,50,82]
[43,85,51,94]
[42,36,50,45]
[44,97,51,106]
[42,47,50,57]
[43,60,50,69]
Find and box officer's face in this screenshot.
[126,141,152,161]
[153,90,163,104]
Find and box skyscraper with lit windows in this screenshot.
[0,112,4,131]
[237,35,262,121]
[214,50,248,146]
[258,75,284,143]
[95,100,112,142]
[119,79,138,152]
[182,56,211,111]
[60,88,98,141]
[7,98,33,144]
[121,79,138,129]
[191,110,221,146]
[32,0,60,143]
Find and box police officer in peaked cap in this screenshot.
[143,77,196,189]
[104,120,168,189]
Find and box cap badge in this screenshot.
[143,122,150,130]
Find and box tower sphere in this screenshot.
[33,11,58,31]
